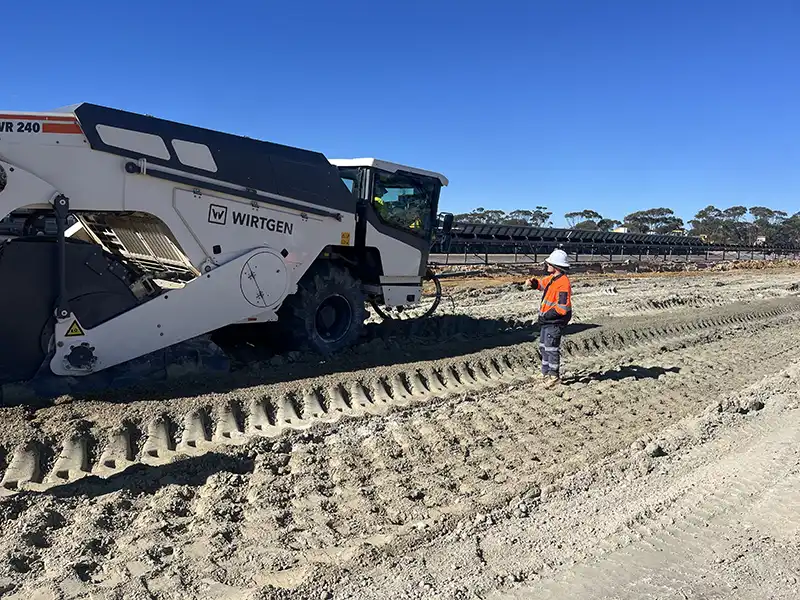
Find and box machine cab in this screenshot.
[330,158,448,244]
[329,158,448,307]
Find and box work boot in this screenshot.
[543,374,560,389]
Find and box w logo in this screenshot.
[208,203,228,225]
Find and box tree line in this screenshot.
[451,205,800,245]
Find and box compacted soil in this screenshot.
[1,265,799,599]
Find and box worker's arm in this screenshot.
[526,275,551,290]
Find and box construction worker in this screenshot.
[374,182,388,218]
[526,249,572,388]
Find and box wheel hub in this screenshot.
[315,295,352,342]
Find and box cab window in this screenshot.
[337,166,361,197]
[372,171,435,235]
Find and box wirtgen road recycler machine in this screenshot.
[0,103,451,397]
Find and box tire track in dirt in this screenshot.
[232,315,800,543]
[442,292,737,327]
[437,271,800,326]
[3,304,800,597]
[1,298,798,497]
[497,374,800,599]
[288,360,800,600]
[178,310,800,599]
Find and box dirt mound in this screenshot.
[710,258,800,271]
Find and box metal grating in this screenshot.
[79,213,196,277]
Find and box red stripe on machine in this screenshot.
[0,114,77,122]
[42,123,83,134]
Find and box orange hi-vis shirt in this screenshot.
[535,273,572,325]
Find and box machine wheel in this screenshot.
[278,262,366,356]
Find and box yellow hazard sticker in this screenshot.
[340,232,351,246]
[65,320,85,337]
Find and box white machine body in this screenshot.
[0,104,447,381]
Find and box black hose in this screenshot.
[370,270,442,321]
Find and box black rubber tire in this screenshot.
[277,262,366,356]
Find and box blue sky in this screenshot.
[1,0,798,227]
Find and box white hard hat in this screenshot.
[545,249,570,269]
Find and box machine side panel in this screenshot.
[363,204,430,277]
[364,222,423,278]
[0,161,59,219]
[49,248,291,375]
[73,103,357,215]
[0,145,126,212]
[172,188,355,280]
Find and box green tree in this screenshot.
[597,218,622,231]
[688,205,724,240]
[749,206,788,242]
[527,206,553,227]
[507,207,553,226]
[624,208,684,234]
[574,220,600,230]
[722,206,749,243]
[776,212,800,246]
[565,209,603,228]
[452,207,505,224]
[451,206,552,227]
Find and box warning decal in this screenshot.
[340,232,351,246]
[65,321,85,337]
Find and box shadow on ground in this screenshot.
[7,451,259,501]
[567,364,681,385]
[3,316,600,406]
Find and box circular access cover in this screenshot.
[239,251,289,309]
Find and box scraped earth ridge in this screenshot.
[0,265,799,599]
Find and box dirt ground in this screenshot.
[1,264,799,599]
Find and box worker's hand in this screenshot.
[525,277,537,289]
